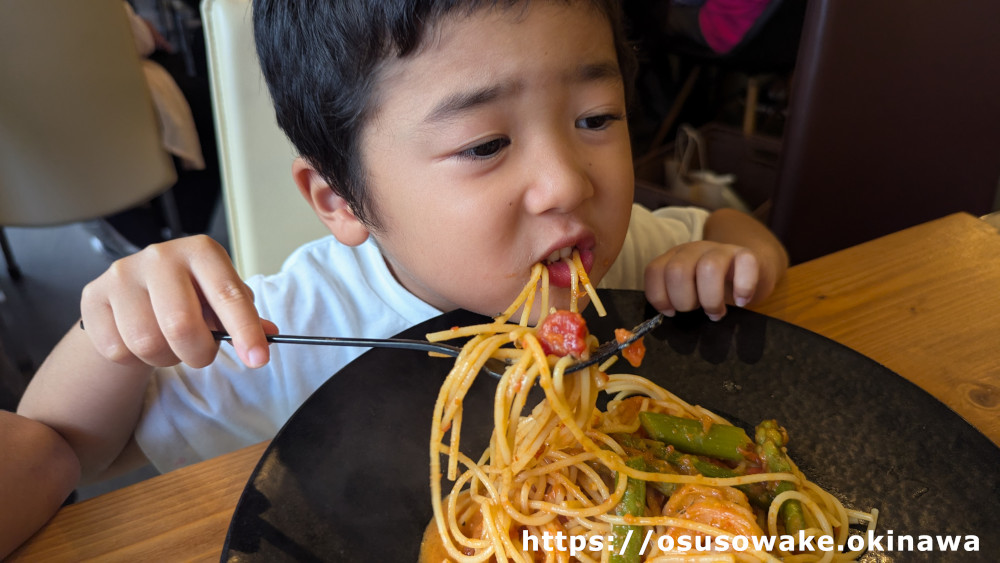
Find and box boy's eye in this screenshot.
[458,137,511,160]
[576,113,623,131]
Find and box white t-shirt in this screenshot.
[600,204,709,290]
[135,204,709,472]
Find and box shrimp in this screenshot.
[661,484,763,545]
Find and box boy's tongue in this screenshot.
[546,249,594,288]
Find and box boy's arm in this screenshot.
[644,208,788,319]
[18,235,274,482]
[17,326,154,483]
[0,410,80,558]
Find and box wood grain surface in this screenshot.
[753,213,1000,444]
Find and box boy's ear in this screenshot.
[292,157,370,247]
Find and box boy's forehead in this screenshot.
[372,2,618,113]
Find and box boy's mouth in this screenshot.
[543,246,594,288]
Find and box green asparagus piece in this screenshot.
[638,456,679,498]
[611,457,646,563]
[588,453,679,497]
[613,433,737,477]
[639,411,752,462]
[755,420,806,535]
[612,432,770,507]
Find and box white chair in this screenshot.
[202,0,329,279]
[0,0,178,279]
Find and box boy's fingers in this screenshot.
[196,274,268,368]
[731,250,759,307]
[81,295,141,366]
[644,254,677,315]
[261,318,280,335]
[82,273,178,367]
[663,249,701,313]
[695,249,730,321]
[112,291,181,367]
[646,246,711,315]
[147,268,221,368]
[173,238,268,368]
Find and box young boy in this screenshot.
[18,0,786,492]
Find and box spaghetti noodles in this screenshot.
[424,252,877,562]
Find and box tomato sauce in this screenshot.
[614,328,647,368]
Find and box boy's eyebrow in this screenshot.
[423,60,622,124]
[425,82,517,124]
[573,60,622,85]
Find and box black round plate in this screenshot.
[223,290,1000,562]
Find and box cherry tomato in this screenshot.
[536,311,589,358]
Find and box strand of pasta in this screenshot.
[595,515,779,563]
[445,459,497,551]
[443,336,507,478]
[539,266,550,324]
[569,256,580,313]
[768,490,833,561]
[494,350,538,467]
[603,374,732,424]
[437,457,497,561]
[498,263,545,324]
[426,322,523,342]
[572,249,606,317]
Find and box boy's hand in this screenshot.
[644,241,761,321]
[643,207,789,321]
[80,235,275,369]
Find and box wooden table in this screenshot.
[11,212,1000,561]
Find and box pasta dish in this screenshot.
[422,253,877,562]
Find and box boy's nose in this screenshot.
[523,139,594,215]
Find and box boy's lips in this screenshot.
[544,247,594,288]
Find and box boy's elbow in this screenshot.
[2,409,81,481]
[8,413,81,499]
[0,412,81,557]
[12,407,83,488]
[34,420,82,500]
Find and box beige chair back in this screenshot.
[202,0,328,278]
[0,0,176,226]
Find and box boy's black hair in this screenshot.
[253,0,636,230]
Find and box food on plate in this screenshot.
[423,254,877,562]
[614,327,646,368]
